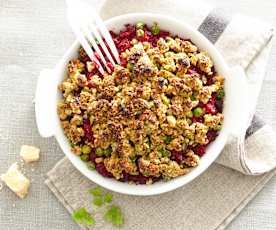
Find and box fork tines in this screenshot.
[66,0,120,75]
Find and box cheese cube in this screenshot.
[20,145,40,163]
[1,163,30,198]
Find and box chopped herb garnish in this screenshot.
[151,22,160,35]
[80,154,89,162]
[72,207,95,225]
[89,186,103,196]
[217,90,225,100]
[190,93,197,101]
[104,205,124,226]
[158,146,170,158]
[186,111,193,118]
[143,172,149,176]
[162,95,170,106]
[130,155,137,162]
[104,193,113,203]
[81,145,91,154]
[103,147,112,156]
[134,145,142,154]
[136,22,144,30]
[95,148,104,156]
[163,175,172,181]
[86,162,95,170]
[127,62,134,71]
[163,135,172,145]
[145,135,151,146]
[93,197,103,207]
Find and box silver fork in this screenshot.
[66,0,120,75]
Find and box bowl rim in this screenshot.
[53,12,231,196]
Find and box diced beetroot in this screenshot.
[149,36,159,47]
[206,77,214,86]
[82,55,91,62]
[120,171,159,184]
[109,30,117,38]
[192,116,204,123]
[96,163,113,178]
[87,70,99,81]
[119,31,130,39]
[119,24,136,39]
[215,99,223,113]
[208,97,216,105]
[197,101,205,108]
[89,149,97,163]
[83,119,94,143]
[204,97,217,114]
[207,129,218,143]
[117,38,131,52]
[158,30,170,38]
[120,57,127,67]
[187,68,197,74]
[138,30,151,42]
[170,150,184,164]
[193,145,206,156]
[113,37,121,46]
[205,103,217,114]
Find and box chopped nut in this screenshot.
[95,157,103,164]
[167,115,176,127]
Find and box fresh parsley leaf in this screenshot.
[104,205,124,226]
[217,89,225,100]
[104,193,113,203]
[93,197,103,207]
[163,135,172,145]
[72,207,95,225]
[89,186,102,196]
[86,162,95,170]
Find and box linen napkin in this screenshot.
[45,0,276,229]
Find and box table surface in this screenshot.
[0,0,276,229]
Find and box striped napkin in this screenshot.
[45,0,276,229]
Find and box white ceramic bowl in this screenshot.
[35,13,248,196]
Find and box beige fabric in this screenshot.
[45,0,276,230]
[46,158,276,230]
